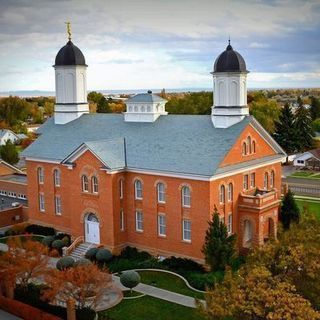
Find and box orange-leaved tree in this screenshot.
[42,263,112,309]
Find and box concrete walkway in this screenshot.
[0,309,22,320]
[112,275,205,308]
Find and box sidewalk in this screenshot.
[0,309,22,320]
[112,275,205,308]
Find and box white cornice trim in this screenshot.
[24,157,61,164]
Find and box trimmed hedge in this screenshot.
[42,236,55,247]
[56,256,75,270]
[96,248,113,263]
[85,247,99,261]
[25,224,55,236]
[120,270,141,290]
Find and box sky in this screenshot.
[0,0,320,92]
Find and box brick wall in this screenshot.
[0,206,26,228]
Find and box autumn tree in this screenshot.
[280,189,300,229]
[202,206,236,272]
[0,140,19,165]
[0,239,50,297]
[42,263,112,309]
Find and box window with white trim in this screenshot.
[39,193,45,212]
[270,170,275,188]
[243,175,249,190]
[53,169,60,187]
[120,209,124,231]
[182,186,191,207]
[264,172,269,189]
[38,167,44,184]
[119,179,124,199]
[182,219,191,242]
[227,213,233,235]
[219,185,225,203]
[250,172,255,188]
[82,175,89,192]
[247,136,252,154]
[55,196,61,215]
[134,180,143,200]
[135,211,143,232]
[252,140,256,153]
[227,183,233,202]
[158,214,166,236]
[157,183,165,203]
[92,176,98,194]
[242,142,247,156]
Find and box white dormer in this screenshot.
[124,91,168,122]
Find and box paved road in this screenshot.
[112,275,205,308]
[282,176,320,186]
[0,309,22,320]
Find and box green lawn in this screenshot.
[138,270,204,299]
[100,295,204,320]
[296,199,320,220]
[290,171,320,179]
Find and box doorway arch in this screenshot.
[84,213,100,244]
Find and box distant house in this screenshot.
[26,124,40,133]
[293,148,320,170]
[0,129,20,145]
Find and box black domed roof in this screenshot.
[55,40,86,66]
[213,42,248,73]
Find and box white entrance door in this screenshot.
[86,220,100,244]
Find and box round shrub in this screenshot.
[42,235,55,247]
[120,270,141,291]
[85,247,99,261]
[96,248,112,263]
[61,236,71,247]
[74,258,91,267]
[51,239,66,250]
[56,256,75,270]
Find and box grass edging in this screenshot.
[118,268,206,294]
[123,292,146,300]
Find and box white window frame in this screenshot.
[54,169,60,187]
[55,195,61,215]
[92,176,99,194]
[38,167,44,184]
[243,174,249,190]
[120,209,124,231]
[219,185,225,203]
[82,175,89,192]
[227,213,233,235]
[39,193,45,212]
[158,214,166,237]
[182,219,191,242]
[182,186,191,208]
[227,183,233,202]
[135,180,143,200]
[135,211,143,232]
[119,179,124,199]
[250,172,255,188]
[157,183,165,203]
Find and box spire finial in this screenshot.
[65,21,72,41]
[228,35,230,45]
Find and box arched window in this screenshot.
[119,179,124,199]
[252,140,256,153]
[53,169,60,187]
[134,180,143,199]
[264,172,269,189]
[37,167,44,184]
[227,183,233,202]
[220,185,225,203]
[242,142,247,156]
[247,136,252,154]
[92,176,98,193]
[182,186,191,207]
[270,170,275,188]
[82,175,89,192]
[157,182,165,203]
[141,106,145,112]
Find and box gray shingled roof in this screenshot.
[126,93,166,103]
[23,114,254,177]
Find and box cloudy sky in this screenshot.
[0,0,320,91]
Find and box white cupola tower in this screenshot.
[211,40,249,128]
[124,90,167,122]
[53,25,89,125]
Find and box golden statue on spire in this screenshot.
[65,21,71,41]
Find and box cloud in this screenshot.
[249,42,270,49]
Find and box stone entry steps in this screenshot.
[69,242,96,261]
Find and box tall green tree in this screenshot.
[202,206,236,272]
[96,96,111,113]
[294,104,314,151]
[274,104,298,154]
[280,189,300,230]
[310,96,320,120]
[0,140,19,165]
